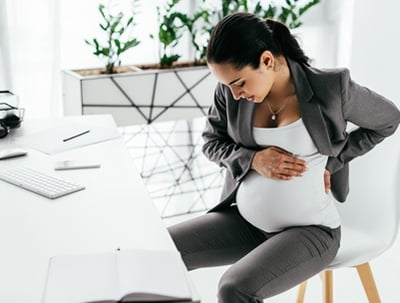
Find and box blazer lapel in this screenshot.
[239,100,259,148]
[288,59,333,155]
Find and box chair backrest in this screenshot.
[332,132,400,267]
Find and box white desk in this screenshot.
[0,115,187,302]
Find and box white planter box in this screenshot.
[62,65,217,126]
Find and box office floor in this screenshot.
[120,117,224,218]
[121,118,400,303]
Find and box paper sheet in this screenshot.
[15,123,121,154]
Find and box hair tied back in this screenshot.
[265,18,276,31]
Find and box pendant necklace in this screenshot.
[266,100,288,121]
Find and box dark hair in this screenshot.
[206,12,310,69]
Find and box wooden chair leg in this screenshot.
[356,262,381,303]
[320,270,333,303]
[296,281,307,303]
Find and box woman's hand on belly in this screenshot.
[251,146,307,180]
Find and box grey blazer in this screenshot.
[202,58,400,212]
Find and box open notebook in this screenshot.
[42,249,197,303]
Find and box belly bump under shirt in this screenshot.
[236,118,341,232]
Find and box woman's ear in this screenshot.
[260,51,274,69]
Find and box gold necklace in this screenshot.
[266,101,288,121]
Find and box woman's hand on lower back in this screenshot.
[324,169,331,193]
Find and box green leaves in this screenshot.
[277,0,321,29]
[160,54,181,68]
[87,0,321,71]
[85,1,141,74]
[299,0,321,16]
[153,1,187,68]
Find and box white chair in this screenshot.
[297,135,400,303]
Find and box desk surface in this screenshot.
[0,115,180,302]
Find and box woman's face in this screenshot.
[208,54,275,103]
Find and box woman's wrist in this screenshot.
[251,151,259,170]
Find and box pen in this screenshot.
[63,130,90,142]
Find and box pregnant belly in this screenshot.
[236,157,329,232]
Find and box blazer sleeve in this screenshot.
[202,84,256,181]
[326,69,400,174]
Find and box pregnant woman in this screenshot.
[168,13,400,303]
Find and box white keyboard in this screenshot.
[0,166,85,199]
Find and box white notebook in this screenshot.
[43,249,196,303]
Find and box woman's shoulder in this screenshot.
[303,64,352,95]
[288,58,352,95]
[305,64,350,82]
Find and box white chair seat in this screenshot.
[296,135,400,302]
[328,227,386,269]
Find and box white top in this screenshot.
[236,118,341,232]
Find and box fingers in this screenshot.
[324,169,331,193]
[269,147,306,166]
[269,146,292,156]
[268,152,307,179]
[252,147,308,180]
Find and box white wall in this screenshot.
[294,0,343,68]
[350,0,400,105]
[349,0,400,184]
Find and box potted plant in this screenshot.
[63,0,217,126]
[84,2,140,75]
[62,0,321,126]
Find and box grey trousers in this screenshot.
[168,206,340,303]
